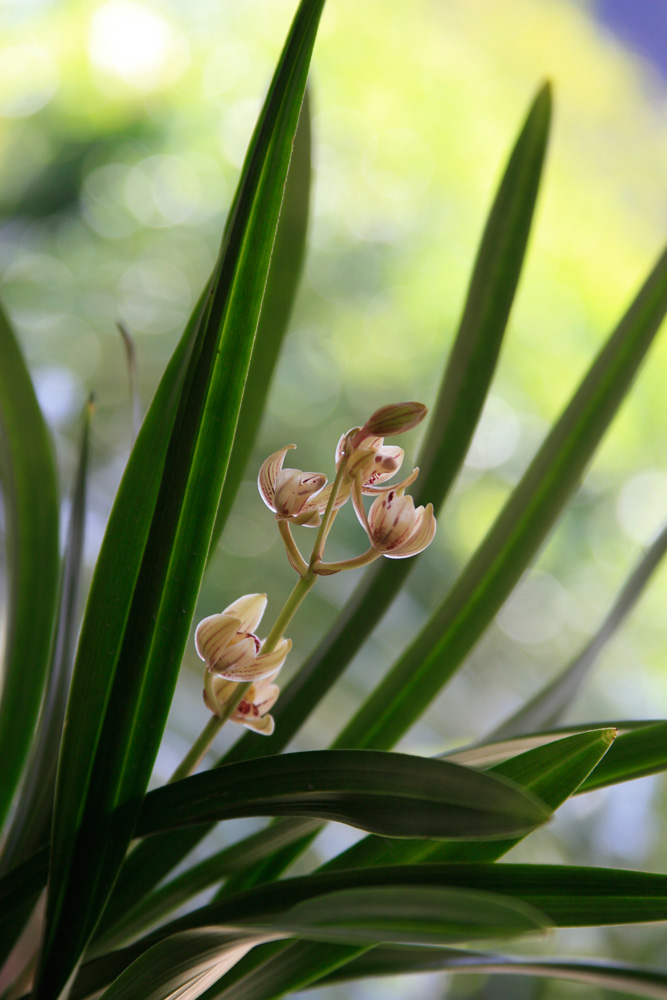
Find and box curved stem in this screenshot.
[309,456,349,567]
[313,547,381,575]
[278,520,308,576]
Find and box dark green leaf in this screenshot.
[320,945,667,999]
[578,721,667,793]
[0,300,60,834]
[209,90,312,552]
[135,751,548,841]
[1,398,93,875]
[32,4,326,996]
[490,520,667,739]
[326,728,616,871]
[71,863,667,999]
[335,239,667,753]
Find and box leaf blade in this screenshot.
[0,301,60,833]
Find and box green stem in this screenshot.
[309,456,349,566]
[262,572,317,652]
[169,714,223,783]
[313,547,381,574]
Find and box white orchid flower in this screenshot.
[195,594,291,682]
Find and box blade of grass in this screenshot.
[334,240,667,753]
[0,301,60,834]
[0,397,93,877]
[490,520,667,739]
[32,4,326,997]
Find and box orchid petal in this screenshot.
[222,593,267,633]
[257,445,295,511]
[273,468,327,517]
[194,613,242,664]
[385,503,436,558]
[368,492,419,552]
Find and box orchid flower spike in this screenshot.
[195,594,291,682]
[204,672,280,735]
[258,445,340,526]
[366,486,436,559]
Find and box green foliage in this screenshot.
[1,2,667,999]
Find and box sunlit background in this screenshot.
[1,0,667,996]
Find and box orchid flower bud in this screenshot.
[366,489,436,559]
[336,430,405,495]
[363,401,427,437]
[195,594,292,682]
[258,445,336,525]
[204,673,280,735]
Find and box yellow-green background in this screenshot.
[1,1,667,996]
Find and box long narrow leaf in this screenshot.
[324,728,615,871]
[32,4,326,996]
[0,301,60,833]
[209,90,312,551]
[91,887,546,1000]
[334,241,667,752]
[134,750,547,841]
[319,946,667,1000]
[490,519,667,739]
[578,721,667,793]
[70,863,667,999]
[0,397,93,876]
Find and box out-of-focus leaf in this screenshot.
[223,81,552,769]
[209,90,312,551]
[117,323,142,441]
[32,4,326,997]
[93,78,554,942]
[0,301,60,834]
[335,240,667,753]
[319,945,667,999]
[135,750,547,841]
[0,398,93,877]
[490,520,667,739]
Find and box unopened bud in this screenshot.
[363,401,427,437]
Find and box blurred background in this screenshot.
[1,0,667,996]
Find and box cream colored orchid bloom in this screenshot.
[257,445,333,526]
[366,487,436,558]
[195,594,291,682]
[203,672,280,735]
[336,430,405,494]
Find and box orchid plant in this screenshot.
[1,2,667,1000]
